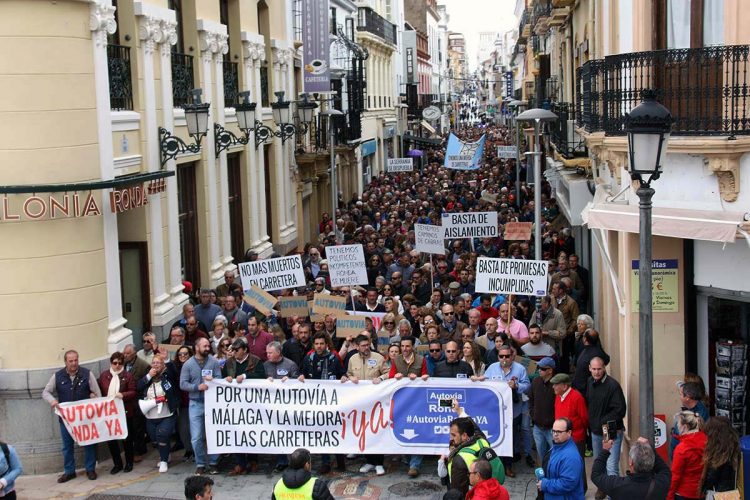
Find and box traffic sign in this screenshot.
[390,384,511,453]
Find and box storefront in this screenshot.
[360,139,377,190]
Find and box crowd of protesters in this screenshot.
[39,124,743,500]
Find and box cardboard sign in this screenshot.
[243,285,277,316]
[481,192,498,204]
[335,315,367,338]
[278,296,311,318]
[238,255,306,292]
[158,343,182,356]
[56,397,128,446]
[475,257,549,296]
[415,223,446,255]
[386,158,414,172]
[325,244,368,287]
[503,222,533,241]
[349,311,386,331]
[312,293,347,316]
[441,212,499,239]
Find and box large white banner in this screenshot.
[56,397,128,446]
[325,244,368,287]
[475,256,549,296]
[239,255,306,292]
[441,212,498,239]
[206,379,513,456]
[414,223,446,255]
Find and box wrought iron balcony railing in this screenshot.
[223,61,239,108]
[171,52,195,108]
[107,44,133,110]
[577,45,750,137]
[549,102,587,159]
[357,7,397,46]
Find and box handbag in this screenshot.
[705,468,741,500]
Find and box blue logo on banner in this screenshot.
[443,133,486,170]
[390,385,507,447]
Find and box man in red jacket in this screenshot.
[551,372,589,494]
[466,459,509,500]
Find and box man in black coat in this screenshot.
[591,437,670,499]
[572,330,609,395]
[433,341,475,379]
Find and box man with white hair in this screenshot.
[137,332,157,364]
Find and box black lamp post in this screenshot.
[159,88,210,168]
[624,89,673,447]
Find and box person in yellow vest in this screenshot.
[446,417,505,496]
[272,448,335,500]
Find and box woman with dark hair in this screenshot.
[701,416,740,496]
[98,351,137,473]
[170,345,194,460]
[462,341,485,377]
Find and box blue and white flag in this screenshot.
[443,133,486,170]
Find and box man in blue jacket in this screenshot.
[538,417,584,500]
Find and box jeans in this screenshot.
[59,420,97,474]
[409,455,423,470]
[592,430,623,476]
[521,410,532,456]
[146,415,176,462]
[189,400,217,467]
[532,425,553,464]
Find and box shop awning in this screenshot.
[403,133,443,146]
[583,202,745,243]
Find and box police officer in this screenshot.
[272,448,335,500]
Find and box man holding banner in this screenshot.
[42,349,103,482]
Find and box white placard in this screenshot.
[475,256,549,296]
[441,212,499,239]
[415,223,446,255]
[56,397,129,446]
[238,255,306,292]
[386,158,414,172]
[325,244,368,287]
[446,154,474,170]
[497,145,515,159]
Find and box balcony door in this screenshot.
[652,0,725,132]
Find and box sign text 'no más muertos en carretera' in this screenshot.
[205,378,513,456]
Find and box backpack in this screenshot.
[462,439,506,485]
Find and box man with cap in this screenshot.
[551,372,589,494]
[529,357,557,465]
[447,281,462,304]
[272,448,335,500]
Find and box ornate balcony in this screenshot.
[357,7,397,46]
[577,45,750,137]
[171,52,195,108]
[107,44,133,110]
[223,61,239,108]
[549,102,587,158]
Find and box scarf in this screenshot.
[108,367,122,398]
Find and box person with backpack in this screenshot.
[0,441,22,499]
[446,417,505,496]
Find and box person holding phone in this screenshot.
[586,357,627,500]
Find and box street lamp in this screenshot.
[322,107,344,242]
[508,99,527,204]
[159,88,211,168]
[624,89,673,447]
[515,108,558,263]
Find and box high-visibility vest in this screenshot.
[447,438,489,477]
[273,476,316,500]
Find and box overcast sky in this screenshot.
[441,0,517,71]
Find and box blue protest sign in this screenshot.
[390,383,511,454]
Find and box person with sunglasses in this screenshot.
[433,341,476,380]
[425,341,445,376]
[98,352,137,474]
[484,344,531,478]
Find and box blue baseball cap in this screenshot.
[537,357,556,369]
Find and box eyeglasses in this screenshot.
[498,354,511,359]
[445,350,457,353]
[384,322,395,326]
[429,348,442,353]
[178,352,190,358]
[424,320,434,325]
[221,343,231,348]
[186,322,196,327]
[551,429,569,435]
[444,312,454,315]
[111,361,123,365]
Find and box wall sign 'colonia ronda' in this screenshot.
[0,180,167,222]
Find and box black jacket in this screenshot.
[529,376,556,428]
[433,359,474,378]
[282,339,312,369]
[703,462,736,493]
[591,449,671,499]
[271,467,335,500]
[572,344,610,394]
[586,374,627,434]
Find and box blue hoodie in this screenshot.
[425,351,445,376]
[541,437,584,500]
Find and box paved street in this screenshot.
[16,449,597,499]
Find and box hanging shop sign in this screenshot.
[1,192,102,221]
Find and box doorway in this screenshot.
[119,242,151,348]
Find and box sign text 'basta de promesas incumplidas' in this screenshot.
[474,256,549,296]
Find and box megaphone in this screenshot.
[138,399,158,415]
